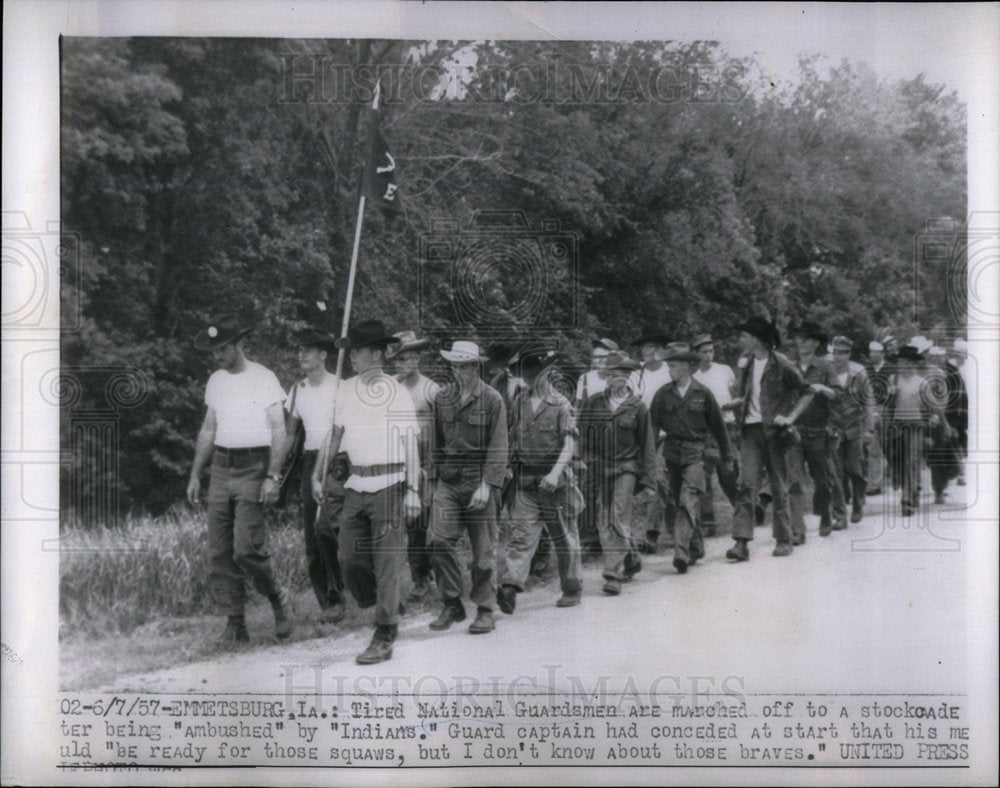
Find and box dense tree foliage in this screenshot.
[60,38,966,518]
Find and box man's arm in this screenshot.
[260,402,287,504]
[402,429,421,519]
[312,424,344,503]
[705,392,732,461]
[186,408,217,505]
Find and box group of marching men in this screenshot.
[186,313,969,665]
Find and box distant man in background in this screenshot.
[574,337,620,408]
[829,336,873,524]
[427,341,507,635]
[578,352,656,595]
[863,340,890,496]
[388,331,440,602]
[629,330,673,555]
[187,315,292,645]
[691,334,739,536]
[946,338,970,486]
[312,320,421,665]
[276,326,346,623]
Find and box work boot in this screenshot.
[429,598,466,631]
[832,517,847,531]
[270,593,293,640]
[602,577,621,596]
[622,552,642,581]
[496,585,517,615]
[772,542,793,557]
[468,607,495,634]
[792,532,806,546]
[556,591,581,607]
[933,492,946,505]
[638,531,658,554]
[851,501,864,522]
[407,577,434,603]
[673,556,688,575]
[819,517,832,536]
[356,624,397,665]
[725,539,749,562]
[219,615,249,646]
[320,600,346,624]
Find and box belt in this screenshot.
[351,463,404,477]
[214,445,269,457]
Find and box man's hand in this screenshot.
[260,477,279,504]
[929,414,941,428]
[404,489,421,520]
[469,481,491,511]
[539,469,562,492]
[186,476,201,505]
[312,475,325,504]
[773,414,791,427]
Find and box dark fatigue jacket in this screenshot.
[578,390,659,492]
[830,362,872,439]
[509,387,578,479]
[432,378,507,488]
[650,378,732,466]
[736,351,809,428]
[794,357,841,430]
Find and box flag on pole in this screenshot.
[363,79,399,209]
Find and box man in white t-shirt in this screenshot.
[312,319,422,665]
[186,315,291,645]
[691,334,739,536]
[574,337,619,407]
[273,326,346,624]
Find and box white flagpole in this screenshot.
[316,79,380,492]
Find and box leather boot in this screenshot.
[429,598,466,631]
[356,624,396,665]
[468,607,495,634]
[270,593,293,640]
[219,614,249,646]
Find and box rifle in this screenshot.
[275,382,305,509]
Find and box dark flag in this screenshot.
[363,80,399,209]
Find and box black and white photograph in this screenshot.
[2,1,998,785]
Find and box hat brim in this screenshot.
[335,334,401,351]
[606,361,641,372]
[387,339,431,358]
[440,349,487,363]
[194,326,253,351]
[664,352,700,364]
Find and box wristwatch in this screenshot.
[267,472,281,483]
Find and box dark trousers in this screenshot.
[300,451,344,610]
[500,485,582,594]
[886,422,924,508]
[595,470,636,581]
[337,482,407,626]
[206,451,280,616]
[700,436,738,528]
[788,427,833,537]
[429,472,498,609]
[407,483,434,585]
[831,432,866,517]
[732,424,791,544]
[666,460,706,563]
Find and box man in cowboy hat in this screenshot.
[312,319,422,664]
[388,331,441,602]
[650,344,733,573]
[186,315,293,644]
[726,316,812,561]
[426,341,508,634]
[497,347,584,613]
[628,330,674,555]
[785,321,841,540]
[691,333,740,536]
[578,351,657,595]
[829,336,874,524]
[275,326,346,623]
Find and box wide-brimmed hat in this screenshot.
[736,316,780,349]
[440,340,488,364]
[335,319,401,351]
[592,337,620,352]
[831,335,853,353]
[663,342,700,364]
[604,351,641,372]
[690,334,714,349]
[794,321,829,347]
[485,343,514,365]
[509,347,559,373]
[386,330,431,358]
[894,345,923,363]
[194,314,253,351]
[909,335,933,354]
[293,325,338,352]
[634,330,670,347]
[869,340,884,352]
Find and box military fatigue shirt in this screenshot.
[578,390,659,492]
[794,357,841,429]
[650,378,732,465]
[432,378,507,488]
[831,362,872,438]
[509,388,578,477]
